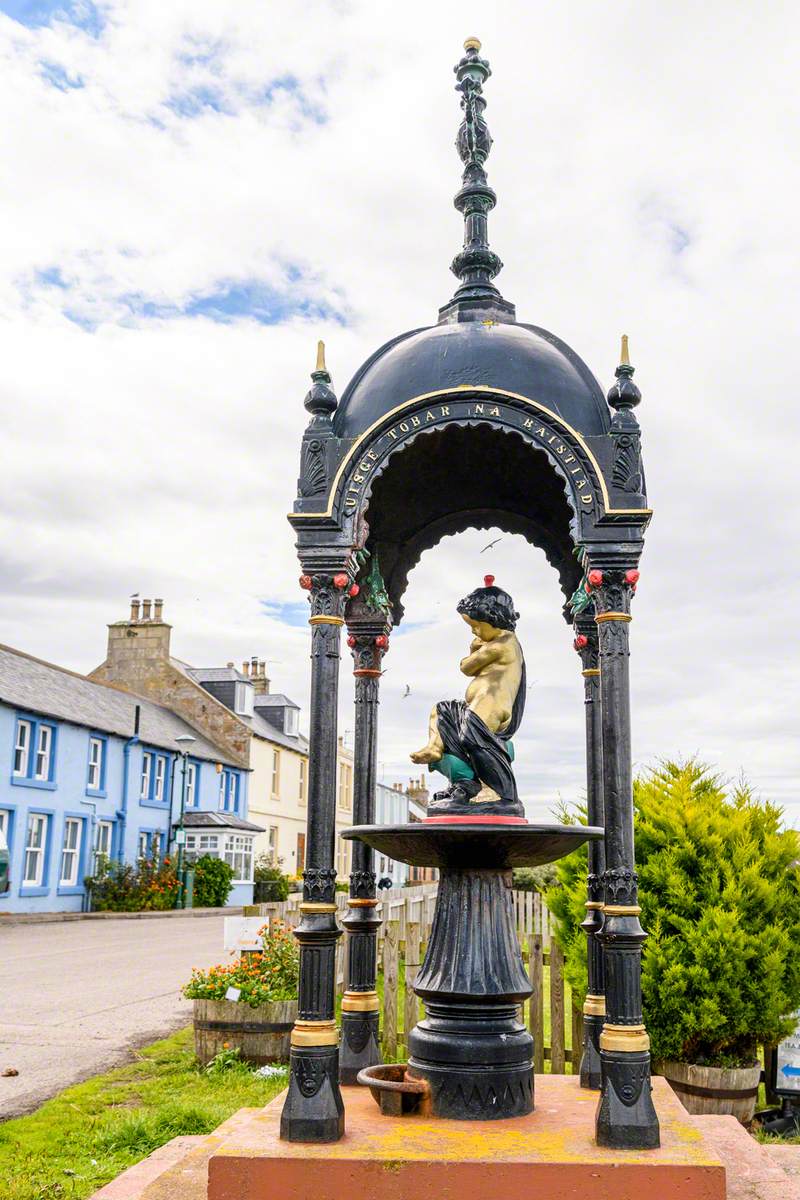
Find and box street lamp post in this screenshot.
[174,734,196,909]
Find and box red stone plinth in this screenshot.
[208,1075,726,1200]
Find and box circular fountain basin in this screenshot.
[342,822,602,870]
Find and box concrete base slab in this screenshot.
[692,1116,800,1200]
[208,1075,726,1200]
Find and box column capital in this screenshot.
[573,610,599,673]
[346,601,392,674]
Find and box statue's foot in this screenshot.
[429,779,482,808]
[410,744,442,765]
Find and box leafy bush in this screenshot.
[192,855,234,907]
[86,857,180,912]
[513,864,559,893]
[184,923,299,1008]
[253,856,290,901]
[547,760,800,1068]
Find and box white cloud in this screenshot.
[0,0,798,820]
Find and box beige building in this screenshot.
[90,599,354,882]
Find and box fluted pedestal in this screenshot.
[409,867,533,1119]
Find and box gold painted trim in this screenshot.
[291,1019,338,1047]
[299,902,337,913]
[583,994,606,1017]
[603,904,641,916]
[341,991,380,1012]
[582,668,600,677]
[348,897,379,908]
[595,612,632,623]
[584,901,603,910]
[600,1023,650,1053]
[308,615,345,626]
[288,387,654,520]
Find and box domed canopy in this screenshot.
[333,321,611,443]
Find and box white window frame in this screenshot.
[34,724,53,781]
[14,719,31,777]
[298,758,306,804]
[185,761,197,807]
[223,833,254,883]
[88,737,104,791]
[59,817,82,887]
[234,683,254,717]
[137,830,148,859]
[268,825,278,864]
[151,830,162,860]
[154,755,166,802]
[229,772,238,812]
[271,750,280,798]
[218,770,226,808]
[23,813,48,886]
[95,819,113,868]
[285,707,299,737]
[140,753,152,800]
[0,809,10,847]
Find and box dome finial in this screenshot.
[437,40,515,326]
[316,339,327,373]
[304,338,337,420]
[607,333,641,412]
[620,334,630,367]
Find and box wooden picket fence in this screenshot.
[256,884,583,1074]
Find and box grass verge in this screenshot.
[0,1027,286,1200]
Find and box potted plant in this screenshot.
[252,855,290,903]
[548,761,800,1124]
[184,921,299,1066]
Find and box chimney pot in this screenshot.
[242,660,249,676]
[251,656,259,671]
[141,599,152,620]
[153,598,163,621]
[226,661,234,669]
[130,598,140,621]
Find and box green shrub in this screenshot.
[253,856,290,901]
[86,857,180,912]
[184,923,299,1007]
[192,855,234,907]
[547,760,800,1068]
[513,864,559,893]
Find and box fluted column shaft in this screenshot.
[281,569,351,1143]
[340,616,389,1084]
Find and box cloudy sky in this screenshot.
[1,1,798,822]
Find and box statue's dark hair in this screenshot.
[457,583,519,632]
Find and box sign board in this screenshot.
[175,829,186,845]
[775,1014,800,1094]
[224,916,264,954]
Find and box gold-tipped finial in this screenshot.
[620,334,630,366]
[464,37,481,51]
[315,340,326,373]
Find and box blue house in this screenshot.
[0,644,259,913]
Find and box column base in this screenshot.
[280,1045,345,1143]
[579,1012,604,1090]
[339,1010,381,1086]
[595,1050,660,1149]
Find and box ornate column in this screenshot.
[589,562,660,1149]
[339,610,391,1084]
[573,611,606,1090]
[280,566,353,1143]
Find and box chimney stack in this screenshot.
[130,598,140,621]
[141,598,152,620]
[153,598,164,621]
[242,660,250,676]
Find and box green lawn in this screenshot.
[0,1028,286,1200]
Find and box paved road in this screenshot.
[0,915,229,1119]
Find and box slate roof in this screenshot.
[254,693,299,710]
[187,666,248,683]
[178,663,308,753]
[0,644,242,767]
[180,811,264,832]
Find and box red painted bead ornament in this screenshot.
[347,635,357,648]
[625,569,640,585]
[574,634,588,651]
[587,569,604,588]
[375,634,389,650]
[333,573,349,589]
[349,583,360,597]
[299,574,312,590]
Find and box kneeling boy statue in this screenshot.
[411,575,526,817]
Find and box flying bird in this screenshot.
[402,684,411,698]
[481,537,503,553]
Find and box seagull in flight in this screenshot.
[402,684,411,698]
[481,537,503,553]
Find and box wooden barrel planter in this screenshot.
[193,998,296,1067]
[657,1060,762,1124]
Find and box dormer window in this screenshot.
[234,682,254,717]
[285,707,299,737]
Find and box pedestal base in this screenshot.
[208,1076,726,1200]
[279,1045,344,1143]
[339,1010,381,1086]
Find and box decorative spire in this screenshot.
[607,334,641,414]
[438,39,515,325]
[304,339,338,422]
